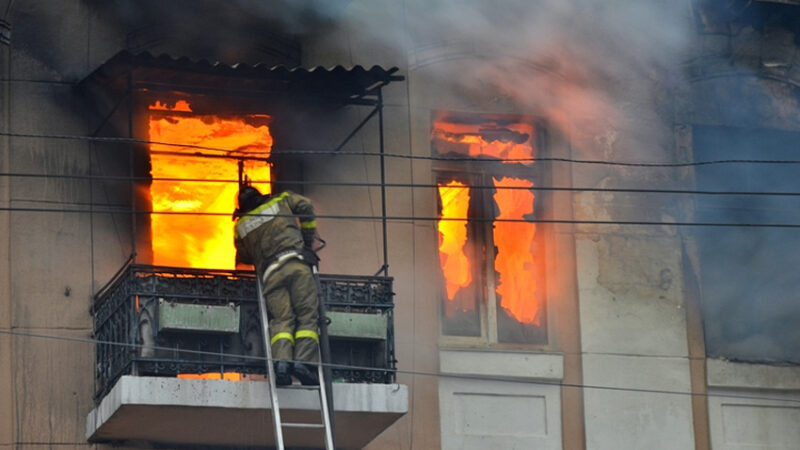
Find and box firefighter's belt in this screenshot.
[261,249,302,285]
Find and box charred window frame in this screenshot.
[433,113,549,347]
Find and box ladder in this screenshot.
[256,266,335,450]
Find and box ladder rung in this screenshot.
[279,384,321,390]
[282,422,325,429]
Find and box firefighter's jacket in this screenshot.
[234,191,316,279]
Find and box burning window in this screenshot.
[147,99,272,269]
[433,114,547,345]
[145,98,274,381]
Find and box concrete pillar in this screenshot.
[0,14,13,446]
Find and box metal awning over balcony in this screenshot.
[87,263,404,448]
[81,50,404,107]
[79,51,401,278]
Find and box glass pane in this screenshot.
[437,179,481,336]
[492,176,547,344]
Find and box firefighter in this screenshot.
[234,185,321,386]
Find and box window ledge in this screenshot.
[706,358,800,391]
[439,349,563,381]
[87,375,408,449]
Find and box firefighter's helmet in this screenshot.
[237,186,264,213]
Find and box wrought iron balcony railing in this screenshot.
[91,262,396,403]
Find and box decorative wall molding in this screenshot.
[707,359,800,390]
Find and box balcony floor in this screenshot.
[87,375,408,449]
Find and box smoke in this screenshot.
[84,0,340,64]
[83,0,691,138]
[411,1,688,142]
[694,125,800,364]
[272,0,691,151]
[294,1,800,365]
[80,0,800,365]
[222,1,800,364]
[83,0,692,149]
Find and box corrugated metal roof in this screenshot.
[82,50,403,106]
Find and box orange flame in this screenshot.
[431,121,534,162]
[437,181,473,309]
[150,100,192,112]
[434,117,542,326]
[493,176,540,325]
[177,373,242,381]
[148,101,271,269]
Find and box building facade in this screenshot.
[1,1,799,449]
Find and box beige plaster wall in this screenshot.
[1,9,13,445]
[3,0,116,446]
[570,90,696,449]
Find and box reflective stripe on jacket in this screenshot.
[234,191,316,276]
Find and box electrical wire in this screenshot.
[0,77,74,85]
[13,198,126,208]
[5,171,800,198]
[1,132,269,161]
[5,131,800,167]
[3,206,800,228]
[1,327,797,405]
[3,132,799,403]
[2,27,797,428]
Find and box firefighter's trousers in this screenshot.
[263,258,320,363]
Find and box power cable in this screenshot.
[4,135,798,399]
[4,171,800,198]
[6,131,800,167]
[1,328,797,405]
[13,198,126,208]
[0,77,75,85]
[3,206,800,229]
[1,132,269,162]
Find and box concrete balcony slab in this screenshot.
[87,376,408,449]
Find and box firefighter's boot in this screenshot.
[274,360,292,386]
[292,362,319,386]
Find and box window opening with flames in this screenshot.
[147,98,273,381]
[433,115,547,345]
[148,99,272,270]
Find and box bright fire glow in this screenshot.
[493,176,540,325]
[178,372,242,381]
[437,181,473,310]
[148,100,271,269]
[150,100,192,112]
[431,121,534,162]
[434,118,542,326]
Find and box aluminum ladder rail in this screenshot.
[256,270,335,450]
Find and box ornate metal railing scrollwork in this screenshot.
[92,264,396,403]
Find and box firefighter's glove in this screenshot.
[302,228,316,249]
[300,248,320,266]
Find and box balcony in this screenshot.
[86,263,406,449]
